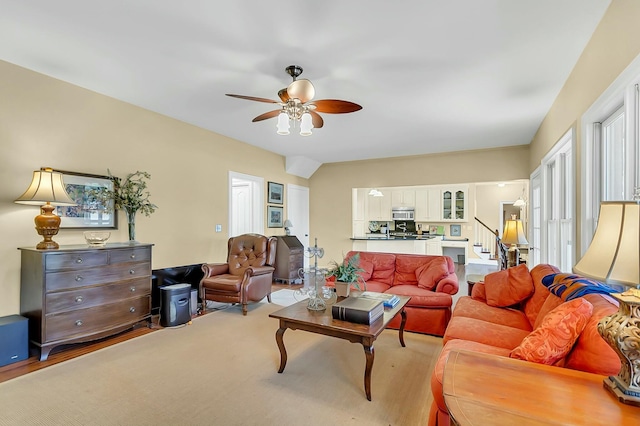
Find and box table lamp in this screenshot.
[501,215,528,268]
[573,201,640,406]
[14,167,76,249]
[284,219,293,236]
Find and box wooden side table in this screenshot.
[443,350,639,425]
[465,274,485,296]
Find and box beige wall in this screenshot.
[528,0,640,251]
[309,146,530,266]
[0,60,307,316]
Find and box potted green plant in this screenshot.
[328,253,366,297]
[90,170,158,242]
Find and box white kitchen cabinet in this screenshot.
[441,186,468,222]
[415,187,441,221]
[366,189,391,221]
[352,221,366,238]
[353,188,367,221]
[391,189,415,207]
[426,238,443,255]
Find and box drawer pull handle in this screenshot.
[129,307,136,313]
[75,275,84,282]
[129,269,135,275]
[75,320,83,326]
[75,296,83,303]
[130,254,136,259]
[76,258,83,264]
[130,286,136,292]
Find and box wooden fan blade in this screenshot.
[226,94,279,104]
[252,110,281,122]
[310,111,324,128]
[312,99,362,114]
[277,88,290,102]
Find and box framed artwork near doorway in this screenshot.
[267,206,283,227]
[268,181,284,204]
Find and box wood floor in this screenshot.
[0,263,489,384]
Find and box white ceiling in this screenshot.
[0,1,611,170]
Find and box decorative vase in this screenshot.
[124,209,136,241]
[335,281,352,297]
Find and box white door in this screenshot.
[287,184,310,269]
[530,167,542,267]
[229,171,264,238]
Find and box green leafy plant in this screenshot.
[90,170,157,240]
[328,253,366,291]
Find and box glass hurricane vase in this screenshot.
[124,209,136,241]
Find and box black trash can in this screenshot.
[160,283,192,327]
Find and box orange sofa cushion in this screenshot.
[510,298,593,365]
[415,257,449,290]
[484,264,534,307]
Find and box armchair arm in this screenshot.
[244,265,275,278]
[201,263,229,278]
[435,275,459,295]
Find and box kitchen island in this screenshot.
[351,235,468,263]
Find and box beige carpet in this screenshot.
[0,290,441,426]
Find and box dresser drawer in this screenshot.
[45,251,109,270]
[110,247,151,264]
[45,278,151,313]
[46,262,152,292]
[45,296,150,342]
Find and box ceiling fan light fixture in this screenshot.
[299,112,313,136]
[276,111,290,135]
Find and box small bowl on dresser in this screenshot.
[83,231,111,247]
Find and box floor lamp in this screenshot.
[573,201,640,406]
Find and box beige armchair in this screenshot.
[200,234,277,315]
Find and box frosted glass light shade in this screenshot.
[299,112,313,136]
[276,112,290,135]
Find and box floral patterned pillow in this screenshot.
[510,298,593,365]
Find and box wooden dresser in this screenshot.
[19,242,153,360]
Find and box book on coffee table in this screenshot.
[359,291,400,308]
[332,297,384,325]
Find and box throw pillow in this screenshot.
[415,258,449,290]
[484,264,534,307]
[358,258,374,282]
[510,298,593,365]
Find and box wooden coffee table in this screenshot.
[269,295,410,401]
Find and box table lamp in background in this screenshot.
[501,215,528,268]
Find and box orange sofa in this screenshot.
[429,264,621,426]
[337,251,459,336]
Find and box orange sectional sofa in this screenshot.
[429,263,621,426]
[340,251,459,336]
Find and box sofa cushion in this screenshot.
[452,296,532,331]
[522,264,559,326]
[564,294,621,375]
[532,293,563,329]
[354,252,396,285]
[362,280,391,293]
[510,298,593,365]
[431,340,511,413]
[541,273,619,301]
[415,258,449,290]
[358,258,374,281]
[443,316,531,349]
[484,264,534,308]
[385,284,452,308]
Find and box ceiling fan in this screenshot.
[225,65,362,136]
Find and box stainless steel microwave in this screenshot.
[391,208,414,220]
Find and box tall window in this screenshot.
[541,130,573,272]
[581,52,640,255]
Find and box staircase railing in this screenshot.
[474,217,508,270]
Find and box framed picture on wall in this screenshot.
[268,181,284,204]
[54,170,117,229]
[267,206,283,228]
[450,224,461,237]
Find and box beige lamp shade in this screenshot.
[502,219,528,245]
[15,168,76,206]
[573,201,640,287]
